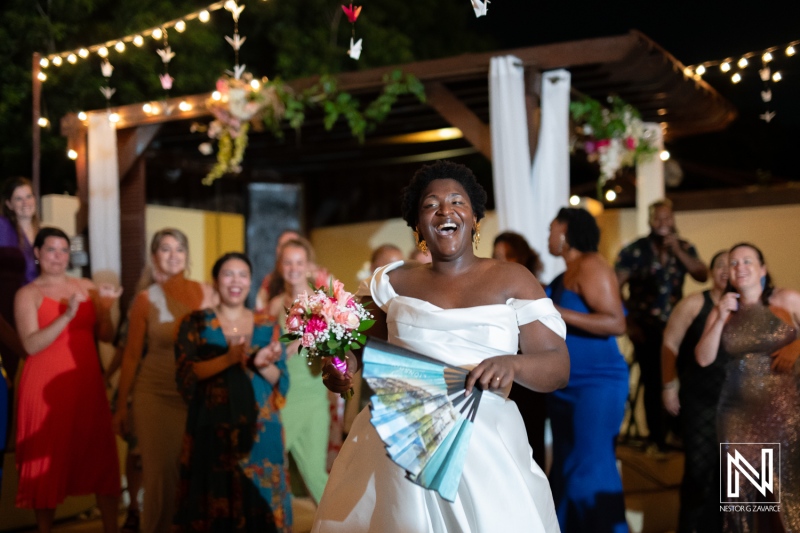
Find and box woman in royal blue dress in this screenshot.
[174,252,292,532]
[547,207,629,533]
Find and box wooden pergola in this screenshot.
[61,30,737,306]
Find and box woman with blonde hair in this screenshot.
[112,228,215,533]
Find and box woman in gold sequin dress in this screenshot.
[697,243,800,532]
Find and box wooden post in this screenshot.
[32,52,41,198]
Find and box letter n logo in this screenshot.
[721,443,780,504]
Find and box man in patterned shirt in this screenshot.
[616,199,707,453]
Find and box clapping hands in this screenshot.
[253,341,282,369]
[97,283,123,309]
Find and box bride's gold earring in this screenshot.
[414,229,428,254]
[473,222,481,249]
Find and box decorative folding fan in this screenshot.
[362,338,482,502]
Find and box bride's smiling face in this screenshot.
[417,178,476,260]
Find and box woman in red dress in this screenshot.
[14,227,122,533]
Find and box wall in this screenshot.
[311,204,800,295]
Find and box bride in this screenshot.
[314,160,570,532]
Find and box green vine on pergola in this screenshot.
[201,69,427,185]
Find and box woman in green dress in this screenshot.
[267,238,331,504]
[174,252,292,532]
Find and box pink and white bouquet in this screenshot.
[280,278,374,398]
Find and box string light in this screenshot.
[773,71,783,82]
[77,111,87,121]
[67,149,78,160]
[178,101,193,112]
[108,112,120,123]
[788,46,796,57]
[732,72,742,84]
[250,79,261,90]
[763,51,773,63]
[40,2,227,67]
[143,103,153,113]
[720,62,731,72]
[569,195,580,206]
[211,91,222,101]
[737,57,748,69]
[695,65,706,76]
[659,150,671,161]
[605,190,617,202]
[37,72,47,81]
[67,53,77,64]
[37,117,49,127]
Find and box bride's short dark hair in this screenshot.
[401,160,487,229]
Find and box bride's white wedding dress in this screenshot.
[312,262,565,532]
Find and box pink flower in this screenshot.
[625,136,637,150]
[313,270,332,291]
[595,139,610,150]
[321,299,338,321]
[286,313,302,332]
[216,79,229,94]
[333,279,353,307]
[306,315,328,336]
[335,310,360,329]
[584,140,597,154]
[301,333,315,348]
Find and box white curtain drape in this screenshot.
[529,70,571,284]
[490,60,571,285]
[490,55,534,235]
[87,113,121,283]
[635,123,665,235]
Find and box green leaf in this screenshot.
[357,319,376,332]
[279,333,298,343]
[327,338,341,351]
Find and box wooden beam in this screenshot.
[117,124,162,178]
[119,158,147,314]
[424,82,491,160]
[66,129,89,234]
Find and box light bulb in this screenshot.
[178,101,192,112]
[773,71,782,82]
[77,111,87,121]
[98,47,108,58]
[720,62,731,72]
[133,35,144,47]
[695,65,706,76]
[175,20,186,32]
[39,57,49,68]
[787,45,796,57]
[732,72,742,84]
[659,150,671,161]
[78,48,89,58]
[250,79,260,90]
[108,112,120,123]
[115,41,126,53]
[37,72,47,81]
[37,117,49,127]
[152,28,163,40]
[763,51,773,63]
[67,53,77,64]
[199,10,210,22]
[569,195,580,206]
[52,56,63,66]
[605,190,617,202]
[67,149,78,160]
[143,103,152,113]
[211,91,222,101]
[737,57,748,68]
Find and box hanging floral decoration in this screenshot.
[341,3,363,60]
[569,95,657,197]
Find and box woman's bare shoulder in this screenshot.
[484,259,544,300]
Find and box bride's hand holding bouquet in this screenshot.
[280,278,374,399]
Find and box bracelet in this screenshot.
[662,380,678,390]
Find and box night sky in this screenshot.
[471,0,800,186]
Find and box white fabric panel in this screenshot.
[530,70,571,284]
[489,55,535,237]
[635,123,665,235]
[87,113,121,282]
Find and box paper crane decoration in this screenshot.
[471,0,489,17]
[342,4,363,60]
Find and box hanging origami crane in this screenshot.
[471,0,489,17]
[159,74,174,91]
[100,60,114,78]
[342,3,363,60]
